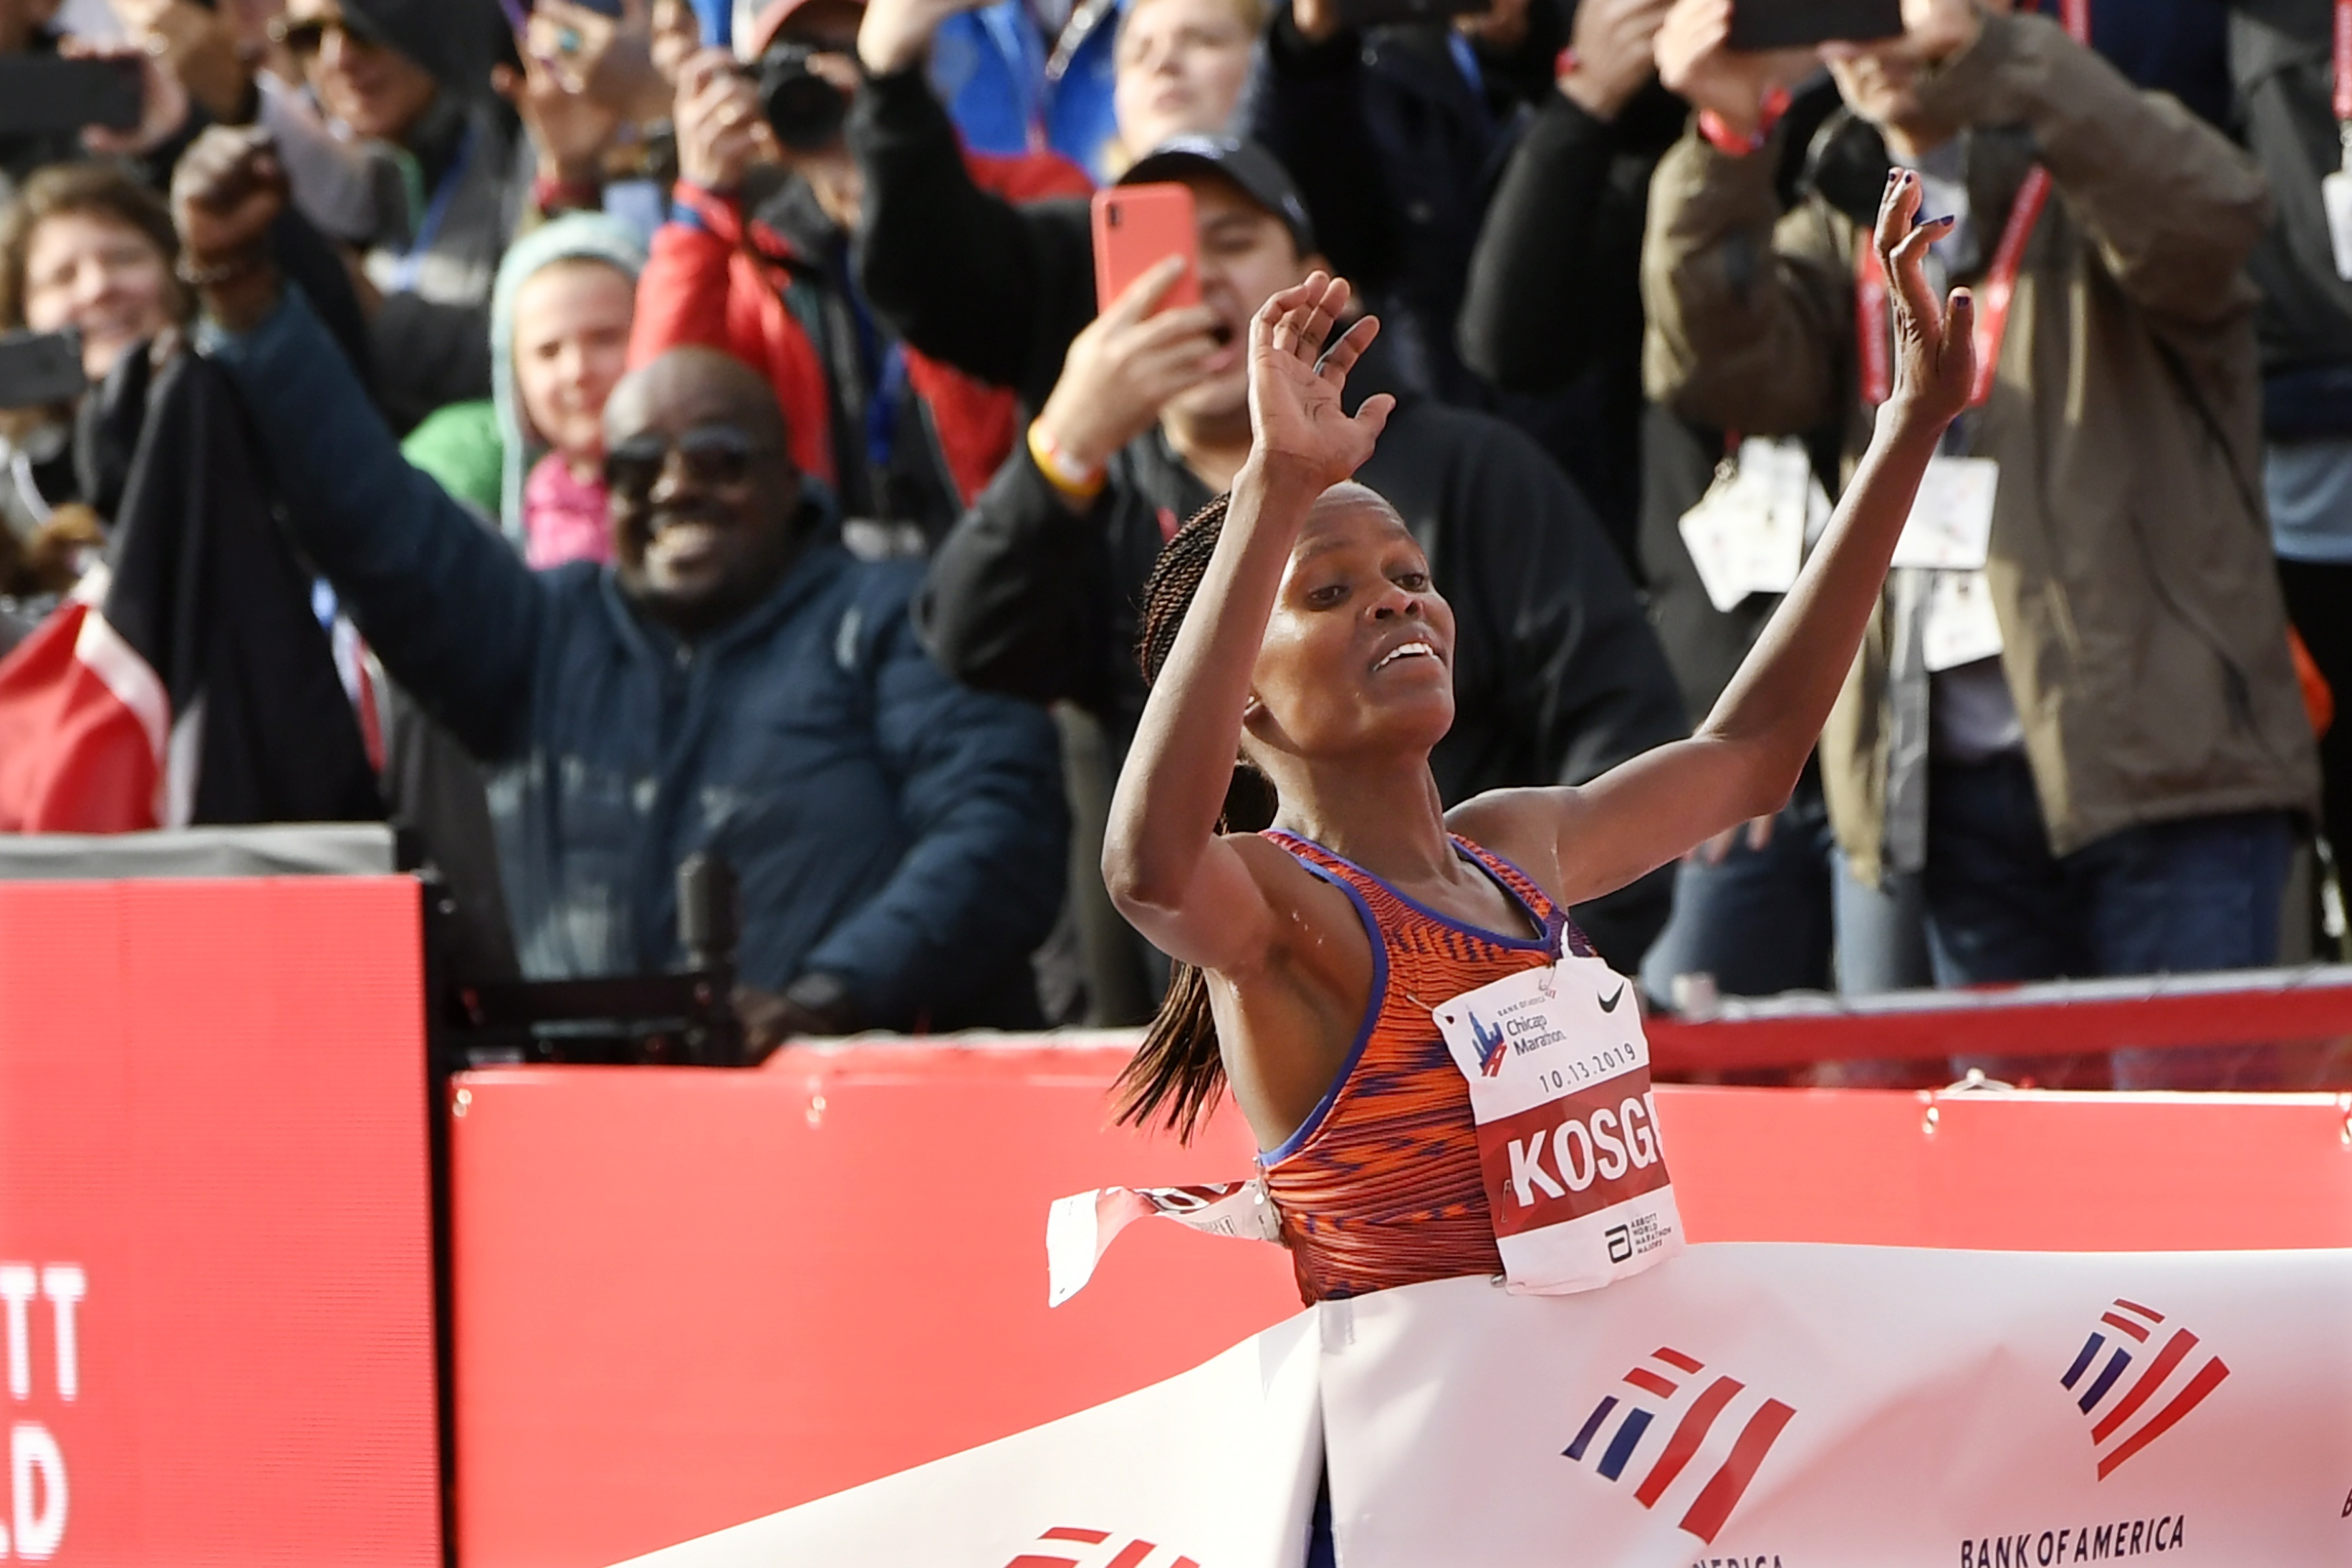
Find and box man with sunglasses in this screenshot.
[171,125,1073,1052]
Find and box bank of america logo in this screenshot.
[1563,1347,1796,1544]
[1004,1526,1197,1568]
[2060,1299,2230,1479]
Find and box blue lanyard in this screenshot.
[845,283,908,478]
[388,123,477,295]
[1447,32,1483,97]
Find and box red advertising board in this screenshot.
[448,1045,2352,1568]
[0,877,439,1567]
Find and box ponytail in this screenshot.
[1110,494,1275,1141]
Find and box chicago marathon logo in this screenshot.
[2060,1298,2229,1479]
[1003,1526,1196,1568]
[1562,1345,1795,1544]
[1472,1010,1508,1077]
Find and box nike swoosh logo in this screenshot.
[1598,983,1626,1014]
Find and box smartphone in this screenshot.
[1727,0,1904,50]
[0,331,87,412]
[1091,185,1201,316]
[0,57,145,138]
[1328,0,1488,27]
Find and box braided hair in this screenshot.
[1111,493,1278,1141]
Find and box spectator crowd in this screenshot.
[0,0,2343,1087]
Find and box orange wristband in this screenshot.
[1027,418,1105,501]
[1697,88,1792,157]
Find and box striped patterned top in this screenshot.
[1257,829,1595,1304]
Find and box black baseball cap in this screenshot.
[1118,136,1317,256]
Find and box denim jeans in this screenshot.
[1640,774,1933,1052]
[1925,752,2294,1088]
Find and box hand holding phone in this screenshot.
[1092,185,1201,318]
[1556,0,1672,122]
[1043,203,1225,485]
[1656,0,1819,140]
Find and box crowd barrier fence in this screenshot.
[0,876,439,1567]
[450,1042,2352,1567]
[6,872,2351,1567]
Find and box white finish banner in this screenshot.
[621,1309,1323,1568]
[1324,1246,2352,1567]
[623,1244,2352,1568]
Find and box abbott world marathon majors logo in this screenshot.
[1,1264,82,1562]
[1957,1297,2229,1567]
[1561,1344,1796,1562]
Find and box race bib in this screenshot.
[1433,951,1683,1295]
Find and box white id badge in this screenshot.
[1676,438,1812,611]
[2325,169,2352,282]
[1892,456,2000,571]
[1432,950,1683,1295]
[1734,437,1809,597]
[1677,479,1752,614]
[1922,568,2005,671]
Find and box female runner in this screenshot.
[1102,170,1973,1308]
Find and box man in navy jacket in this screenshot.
[173,128,1069,1050]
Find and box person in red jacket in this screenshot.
[629,0,1090,556]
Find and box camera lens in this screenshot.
[757,43,850,153]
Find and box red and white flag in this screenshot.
[0,352,380,832]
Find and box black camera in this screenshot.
[757,43,850,153]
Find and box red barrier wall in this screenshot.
[0,878,441,1567]
[448,1042,2352,1567]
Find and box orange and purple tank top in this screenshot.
[1257,829,1597,1304]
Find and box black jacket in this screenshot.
[915,348,1689,967]
[749,172,969,540]
[2230,0,2352,436]
[849,67,1095,416]
[1456,82,1691,561]
[1245,2,1563,407]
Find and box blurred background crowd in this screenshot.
[0,0,2343,1090]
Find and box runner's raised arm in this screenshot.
[1101,272,1393,973]
[1454,169,1974,905]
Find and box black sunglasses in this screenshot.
[270,12,386,57]
[603,425,775,499]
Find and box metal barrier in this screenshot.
[1648,965,2352,1079]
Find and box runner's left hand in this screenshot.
[1877,168,1974,434]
